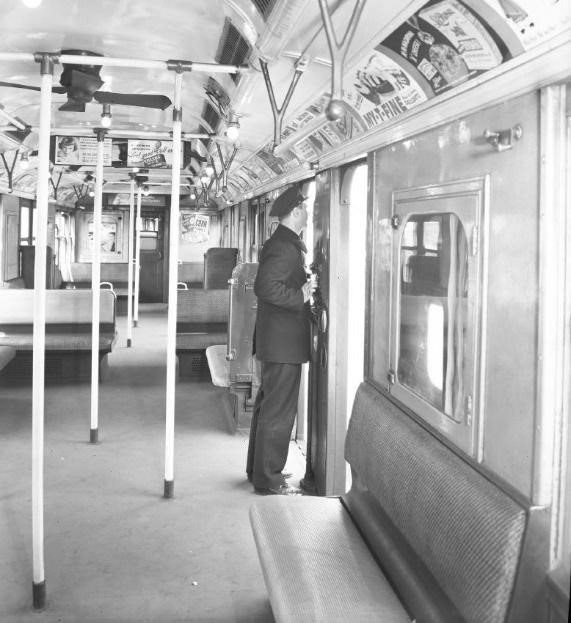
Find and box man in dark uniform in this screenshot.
[246,185,314,495]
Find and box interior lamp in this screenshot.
[22,0,42,7]
[20,152,30,170]
[205,163,215,177]
[225,120,240,142]
[100,103,112,128]
[142,184,150,196]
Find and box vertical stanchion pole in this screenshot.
[31,53,53,611]
[126,176,135,347]
[90,130,106,443]
[164,70,183,498]
[133,187,142,327]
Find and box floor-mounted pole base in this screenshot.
[164,479,174,499]
[89,428,98,444]
[127,338,132,347]
[33,580,46,610]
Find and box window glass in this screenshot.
[20,205,30,245]
[397,213,469,422]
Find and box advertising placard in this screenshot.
[127,139,181,169]
[380,0,504,95]
[180,213,210,243]
[54,136,113,166]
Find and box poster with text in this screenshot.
[54,136,113,166]
[127,139,181,169]
[180,213,210,243]
[380,0,504,96]
[344,49,430,131]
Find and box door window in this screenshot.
[388,178,488,457]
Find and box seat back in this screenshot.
[203,248,238,289]
[0,289,115,327]
[343,382,533,623]
[176,288,229,331]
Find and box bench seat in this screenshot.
[250,496,409,623]
[0,333,116,351]
[251,382,546,623]
[176,289,228,379]
[0,289,117,381]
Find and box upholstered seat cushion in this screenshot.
[205,345,229,387]
[0,332,117,351]
[176,331,227,350]
[250,496,410,623]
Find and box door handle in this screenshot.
[319,309,328,334]
[320,345,328,369]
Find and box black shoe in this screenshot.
[254,484,302,496]
[248,471,292,483]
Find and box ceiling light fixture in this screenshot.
[100,103,112,128]
[20,152,30,170]
[225,119,240,142]
[205,163,215,177]
[142,184,150,196]
[22,0,42,8]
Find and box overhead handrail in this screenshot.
[317,0,367,121]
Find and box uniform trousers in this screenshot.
[246,361,301,489]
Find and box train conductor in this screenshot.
[246,185,315,495]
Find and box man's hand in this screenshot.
[302,275,317,303]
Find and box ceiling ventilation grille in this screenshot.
[216,18,252,84]
[197,102,221,150]
[251,0,278,21]
[203,102,221,133]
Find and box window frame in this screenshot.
[388,177,489,458]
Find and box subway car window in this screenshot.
[387,178,487,457]
[398,213,469,422]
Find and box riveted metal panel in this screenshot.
[369,90,540,498]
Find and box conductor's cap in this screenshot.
[269,186,306,218]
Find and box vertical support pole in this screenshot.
[31,53,53,611]
[90,129,106,444]
[133,186,142,327]
[126,176,135,347]
[164,70,183,498]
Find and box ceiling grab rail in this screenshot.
[317,0,367,121]
[259,54,310,151]
[216,143,238,193]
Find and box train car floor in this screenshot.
[0,303,305,623]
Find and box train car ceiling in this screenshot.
[0,0,569,206]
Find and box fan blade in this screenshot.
[59,101,86,112]
[0,81,67,94]
[94,91,172,110]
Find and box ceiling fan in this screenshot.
[0,49,172,112]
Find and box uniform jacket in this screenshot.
[253,224,310,363]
